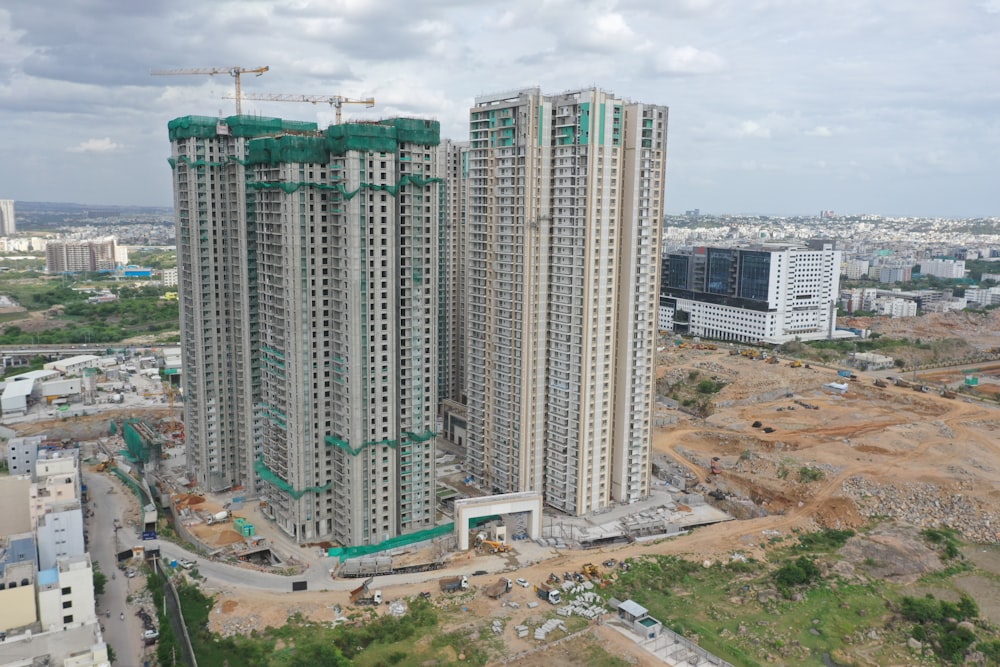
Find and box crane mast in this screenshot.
[150,66,269,114]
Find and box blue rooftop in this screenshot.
[38,567,58,586]
[0,535,36,576]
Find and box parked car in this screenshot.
[124,568,137,578]
[178,559,195,570]
[515,578,530,588]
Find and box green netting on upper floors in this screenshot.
[326,118,441,155]
[168,115,318,141]
[168,116,220,141]
[246,135,330,166]
[225,115,318,137]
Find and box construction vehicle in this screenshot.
[766,355,780,364]
[535,583,561,605]
[895,378,912,388]
[913,384,929,393]
[96,460,115,472]
[873,378,889,388]
[439,575,469,593]
[484,578,512,599]
[206,510,230,525]
[710,457,722,475]
[941,389,957,399]
[478,539,509,554]
[233,93,375,124]
[150,66,269,114]
[789,360,803,368]
[547,572,561,584]
[349,577,382,606]
[581,563,600,579]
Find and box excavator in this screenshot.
[479,539,509,554]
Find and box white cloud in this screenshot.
[653,45,726,74]
[67,137,123,154]
[806,125,833,137]
[736,120,771,139]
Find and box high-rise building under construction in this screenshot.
[169,115,440,544]
[465,88,668,515]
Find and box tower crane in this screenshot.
[150,66,269,114]
[228,93,375,124]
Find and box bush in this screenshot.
[774,556,820,592]
[798,466,825,483]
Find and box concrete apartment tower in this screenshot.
[0,200,14,236]
[465,88,668,515]
[169,115,440,545]
[437,140,470,407]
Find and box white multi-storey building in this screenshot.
[843,258,870,280]
[465,87,666,515]
[920,258,966,279]
[170,115,439,544]
[878,297,918,318]
[660,243,843,343]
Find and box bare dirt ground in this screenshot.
[198,344,1000,664]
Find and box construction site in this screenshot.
[6,310,1000,665]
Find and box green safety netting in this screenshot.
[326,118,440,155]
[109,418,162,464]
[327,521,454,561]
[225,115,318,137]
[246,134,330,165]
[325,429,436,456]
[167,115,219,141]
[245,174,443,198]
[254,458,331,499]
[167,115,319,142]
[326,514,500,560]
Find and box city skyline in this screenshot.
[1,1,998,217]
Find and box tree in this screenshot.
[93,568,107,595]
[287,641,351,667]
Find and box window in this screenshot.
[63,614,74,624]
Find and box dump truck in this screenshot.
[942,389,957,399]
[439,575,469,593]
[535,582,561,605]
[484,578,512,599]
[349,577,382,606]
[895,378,912,388]
[873,378,889,388]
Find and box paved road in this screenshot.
[84,471,149,666]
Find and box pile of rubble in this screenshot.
[842,476,999,543]
[217,613,262,638]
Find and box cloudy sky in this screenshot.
[1,0,998,217]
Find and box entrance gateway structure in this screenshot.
[453,492,543,550]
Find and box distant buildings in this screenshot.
[44,238,120,273]
[660,243,842,344]
[0,199,14,235]
[465,87,666,514]
[920,258,966,279]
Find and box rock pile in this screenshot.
[842,476,998,543]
